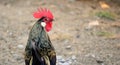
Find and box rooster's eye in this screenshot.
[44,18,49,22]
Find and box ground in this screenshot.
[0,0,120,65]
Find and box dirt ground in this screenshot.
[0,0,120,65]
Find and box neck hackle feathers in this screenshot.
[33,8,53,19]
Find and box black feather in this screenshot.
[25,18,56,65]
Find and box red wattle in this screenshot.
[45,22,52,32]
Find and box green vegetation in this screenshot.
[96,11,116,20]
[96,31,114,37]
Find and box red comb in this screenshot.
[33,8,53,19]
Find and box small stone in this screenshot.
[10,51,14,54]
[66,58,72,64]
[9,32,13,36]
[68,61,72,64]
[91,54,96,58]
[85,20,99,30]
[64,40,69,43]
[76,35,80,38]
[96,60,104,64]
[59,58,66,63]
[13,54,18,57]
[57,56,63,60]
[13,54,22,61]
[17,44,24,49]
[59,62,70,65]
[88,20,99,26]
[71,55,76,60]
[66,45,71,49]
[6,4,11,8]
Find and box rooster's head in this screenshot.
[33,8,54,32]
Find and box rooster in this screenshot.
[24,8,56,65]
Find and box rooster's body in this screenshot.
[25,8,56,65]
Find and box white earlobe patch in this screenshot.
[41,22,46,27]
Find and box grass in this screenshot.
[95,11,116,20]
[96,31,114,38]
